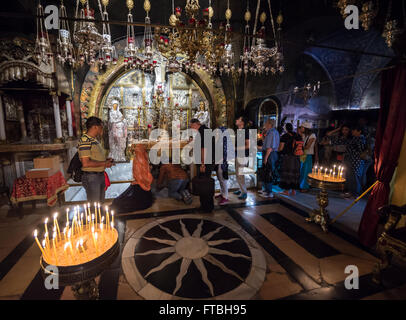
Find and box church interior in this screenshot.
[0,0,406,303]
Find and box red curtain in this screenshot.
[358,63,406,247]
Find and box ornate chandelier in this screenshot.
[73,0,104,65]
[249,0,284,76]
[34,1,53,65]
[98,0,117,68]
[56,0,75,66]
[360,1,377,31]
[154,0,227,75]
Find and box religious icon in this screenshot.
[193,100,210,128]
[108,98,128,162]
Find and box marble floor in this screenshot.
[0,190,405,300]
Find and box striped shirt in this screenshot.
[77,134,106,172]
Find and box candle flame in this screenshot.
[111,222,114,228]
[53,231,57,239]
[45,218,48,224]
[95,233,98,240]
[98,203,100,208]
[91,226,95,233]
[53,212,58,219]
[42,240,46,248]
[92,214,95,220]
[64,242,69,250]
[34,229,38,237]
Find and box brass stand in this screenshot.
[71,279,99,300]
[306,175,345,233]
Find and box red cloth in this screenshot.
[104,171,111,191]
[358,64,406,247]
[10,171,69,207]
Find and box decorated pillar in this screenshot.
[51,91,63,140]
[0,92,6,141]
[66,98,73,137]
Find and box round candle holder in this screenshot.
[40,228,119,300]
[306,173,346,233]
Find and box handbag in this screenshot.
[191,174,215,196]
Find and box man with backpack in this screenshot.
[77,117,114,202]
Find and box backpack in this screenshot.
[67,152,83,183]
[292,136,304,156]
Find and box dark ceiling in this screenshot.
[0,0,405,56]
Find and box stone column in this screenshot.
[51,92,63,140]
[0,92,6,141]
[66,98,73,137]
[17,102,27,140]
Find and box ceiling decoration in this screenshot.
[34,0,286,78]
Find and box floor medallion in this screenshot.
[122,215,267,299]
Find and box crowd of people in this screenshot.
[258,117,376,199]
[74,115,376,216]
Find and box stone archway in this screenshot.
[79,38,228,129]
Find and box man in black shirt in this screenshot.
[190,118,215,212]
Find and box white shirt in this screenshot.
[304,133,316,155]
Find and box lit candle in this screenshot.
[98,203,102,227]
[87,202,91,220]
[53,213,61,241]
[111,211,114,226]
[92,214,95,230]
[64,242,73,264]
[33,230,46,258]
[83,204,88,227]
[333,164,336,176]
[44,218,49,244]
[105,206,110,231]
[319,167,323,176]
[42,239,50,262]
[329,169,332,178]
[80,239,89,262]
[94,202,97,226]
[52,231,58,266]
[44,232,50,250]
[100,222,104,244]
[92,227,98,256]
[66,208,69,225]
[314,165,317,175]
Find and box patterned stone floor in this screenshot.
[0,191,405,300]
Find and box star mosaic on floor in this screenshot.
[122,215,267,300]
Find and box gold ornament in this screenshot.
[225,8,232,20]
[208,6,214,18]
[244,10,251,22]
[260,12,267,24]
[169,14,178,26]
[80,0,87,5]
[101,0,109,7]
[277,13,283,25]
[126,0,134,10]
[144,0,151,13]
